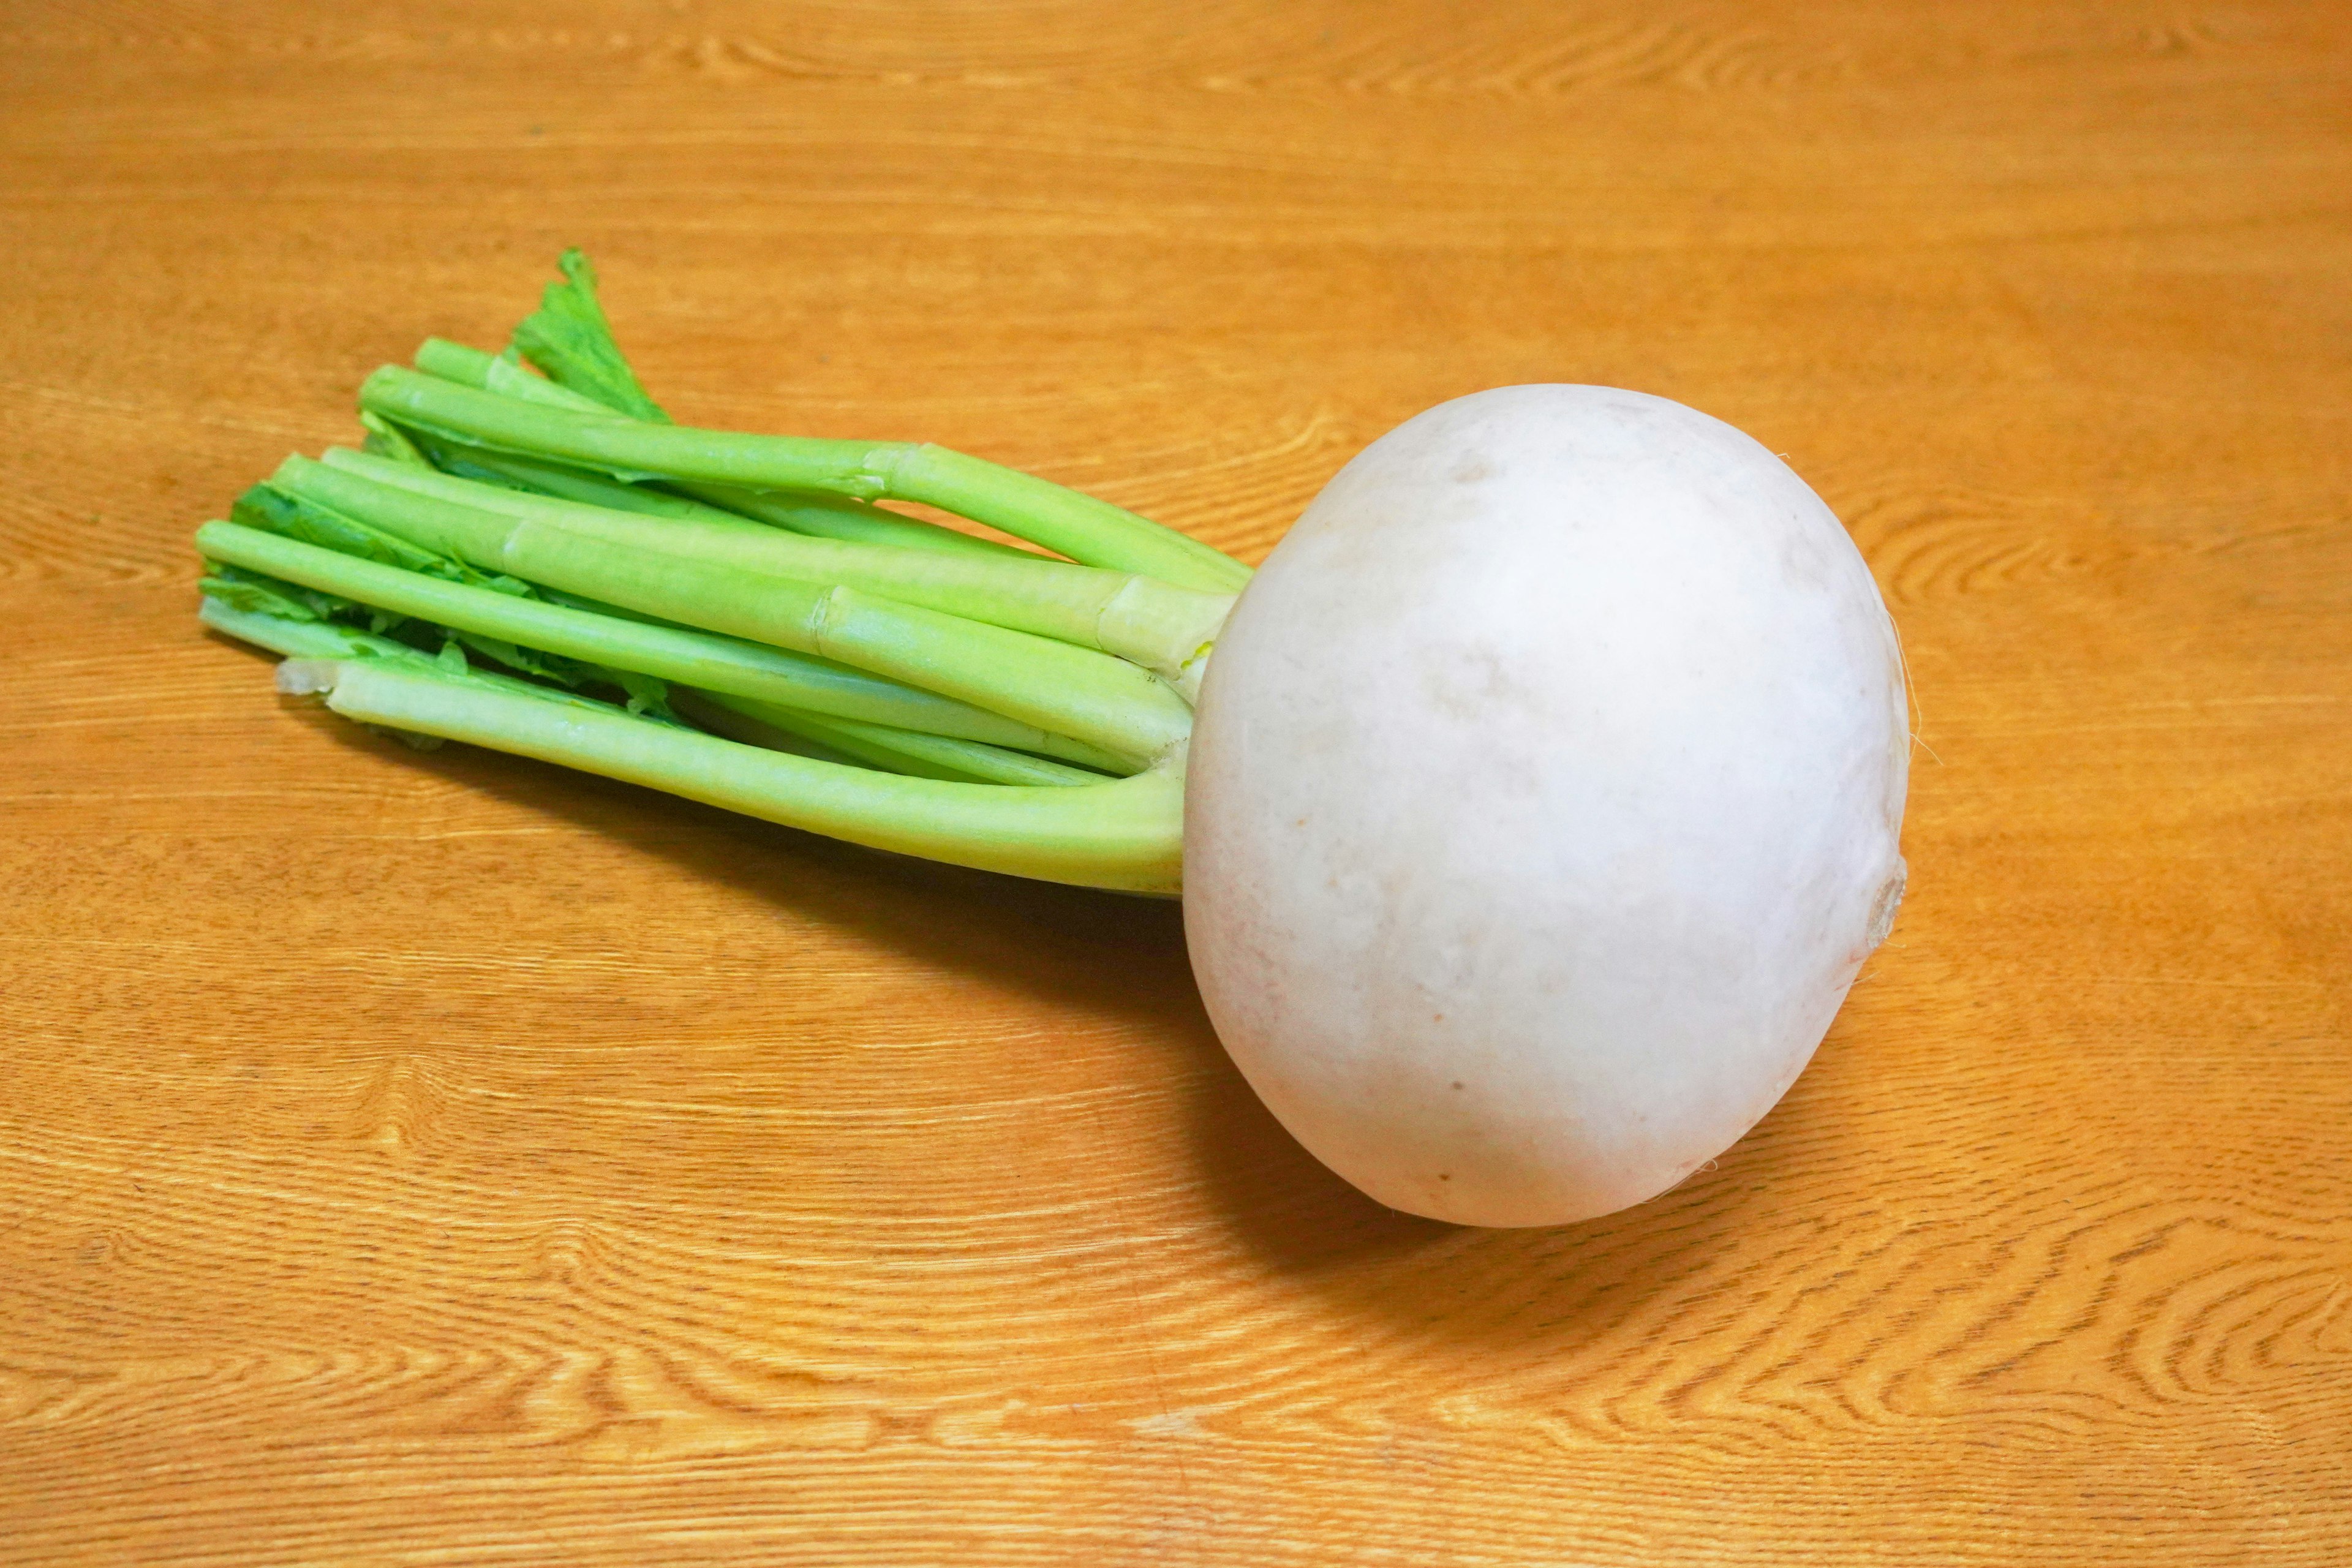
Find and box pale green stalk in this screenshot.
[201,252,1232,891]
[361,364,1251,593]
[685,694,1102,788]
[409,339,1023,559]
[257,466,1197,766]
[198,597,679,736]
[312,448,1234,685]
[194,521,1128,770]
[211,568,1098,788]
[279,658,1185,894]
[201,595,432,665]
[674,479,1031,559]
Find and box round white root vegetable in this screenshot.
[1183,385,1910,1227]
[206,258,1909,1231]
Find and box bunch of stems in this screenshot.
[197,253,1251,894]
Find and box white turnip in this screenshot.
[203,256,1907,1229]
[1184,385,1909,1226]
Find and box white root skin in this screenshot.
[1183,385,1909,1227]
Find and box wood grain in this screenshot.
[3,2,2348,1562]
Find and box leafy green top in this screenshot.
[510,249,671,423]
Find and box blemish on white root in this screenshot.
[1864,859,1908,951]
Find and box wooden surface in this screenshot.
[3,3,2348,1562]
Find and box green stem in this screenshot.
[802,588,1193,769]
[418,337,610,414]
[408,343,1025,560]
[200,595,431,665]
[260,464,1197,766]
[361,364,1252,594]
[282,658,1186,894]
[200,595,676,738]
[687,693,1103,788]
[674,479,1030,559]
[313,449,1234,685]
[195,521,1129,771]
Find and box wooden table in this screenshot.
[4,4,2346,1562]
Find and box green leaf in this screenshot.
[232,483,443,575]
[433,630,686,726]
[510,249,671,423]
[609,668,677,720]
[450,631,584,688]
[239,479,546,603]
[198,570,323,624]
[207,560,674,724]
[360,412,431,467]
[202,562,379,628]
